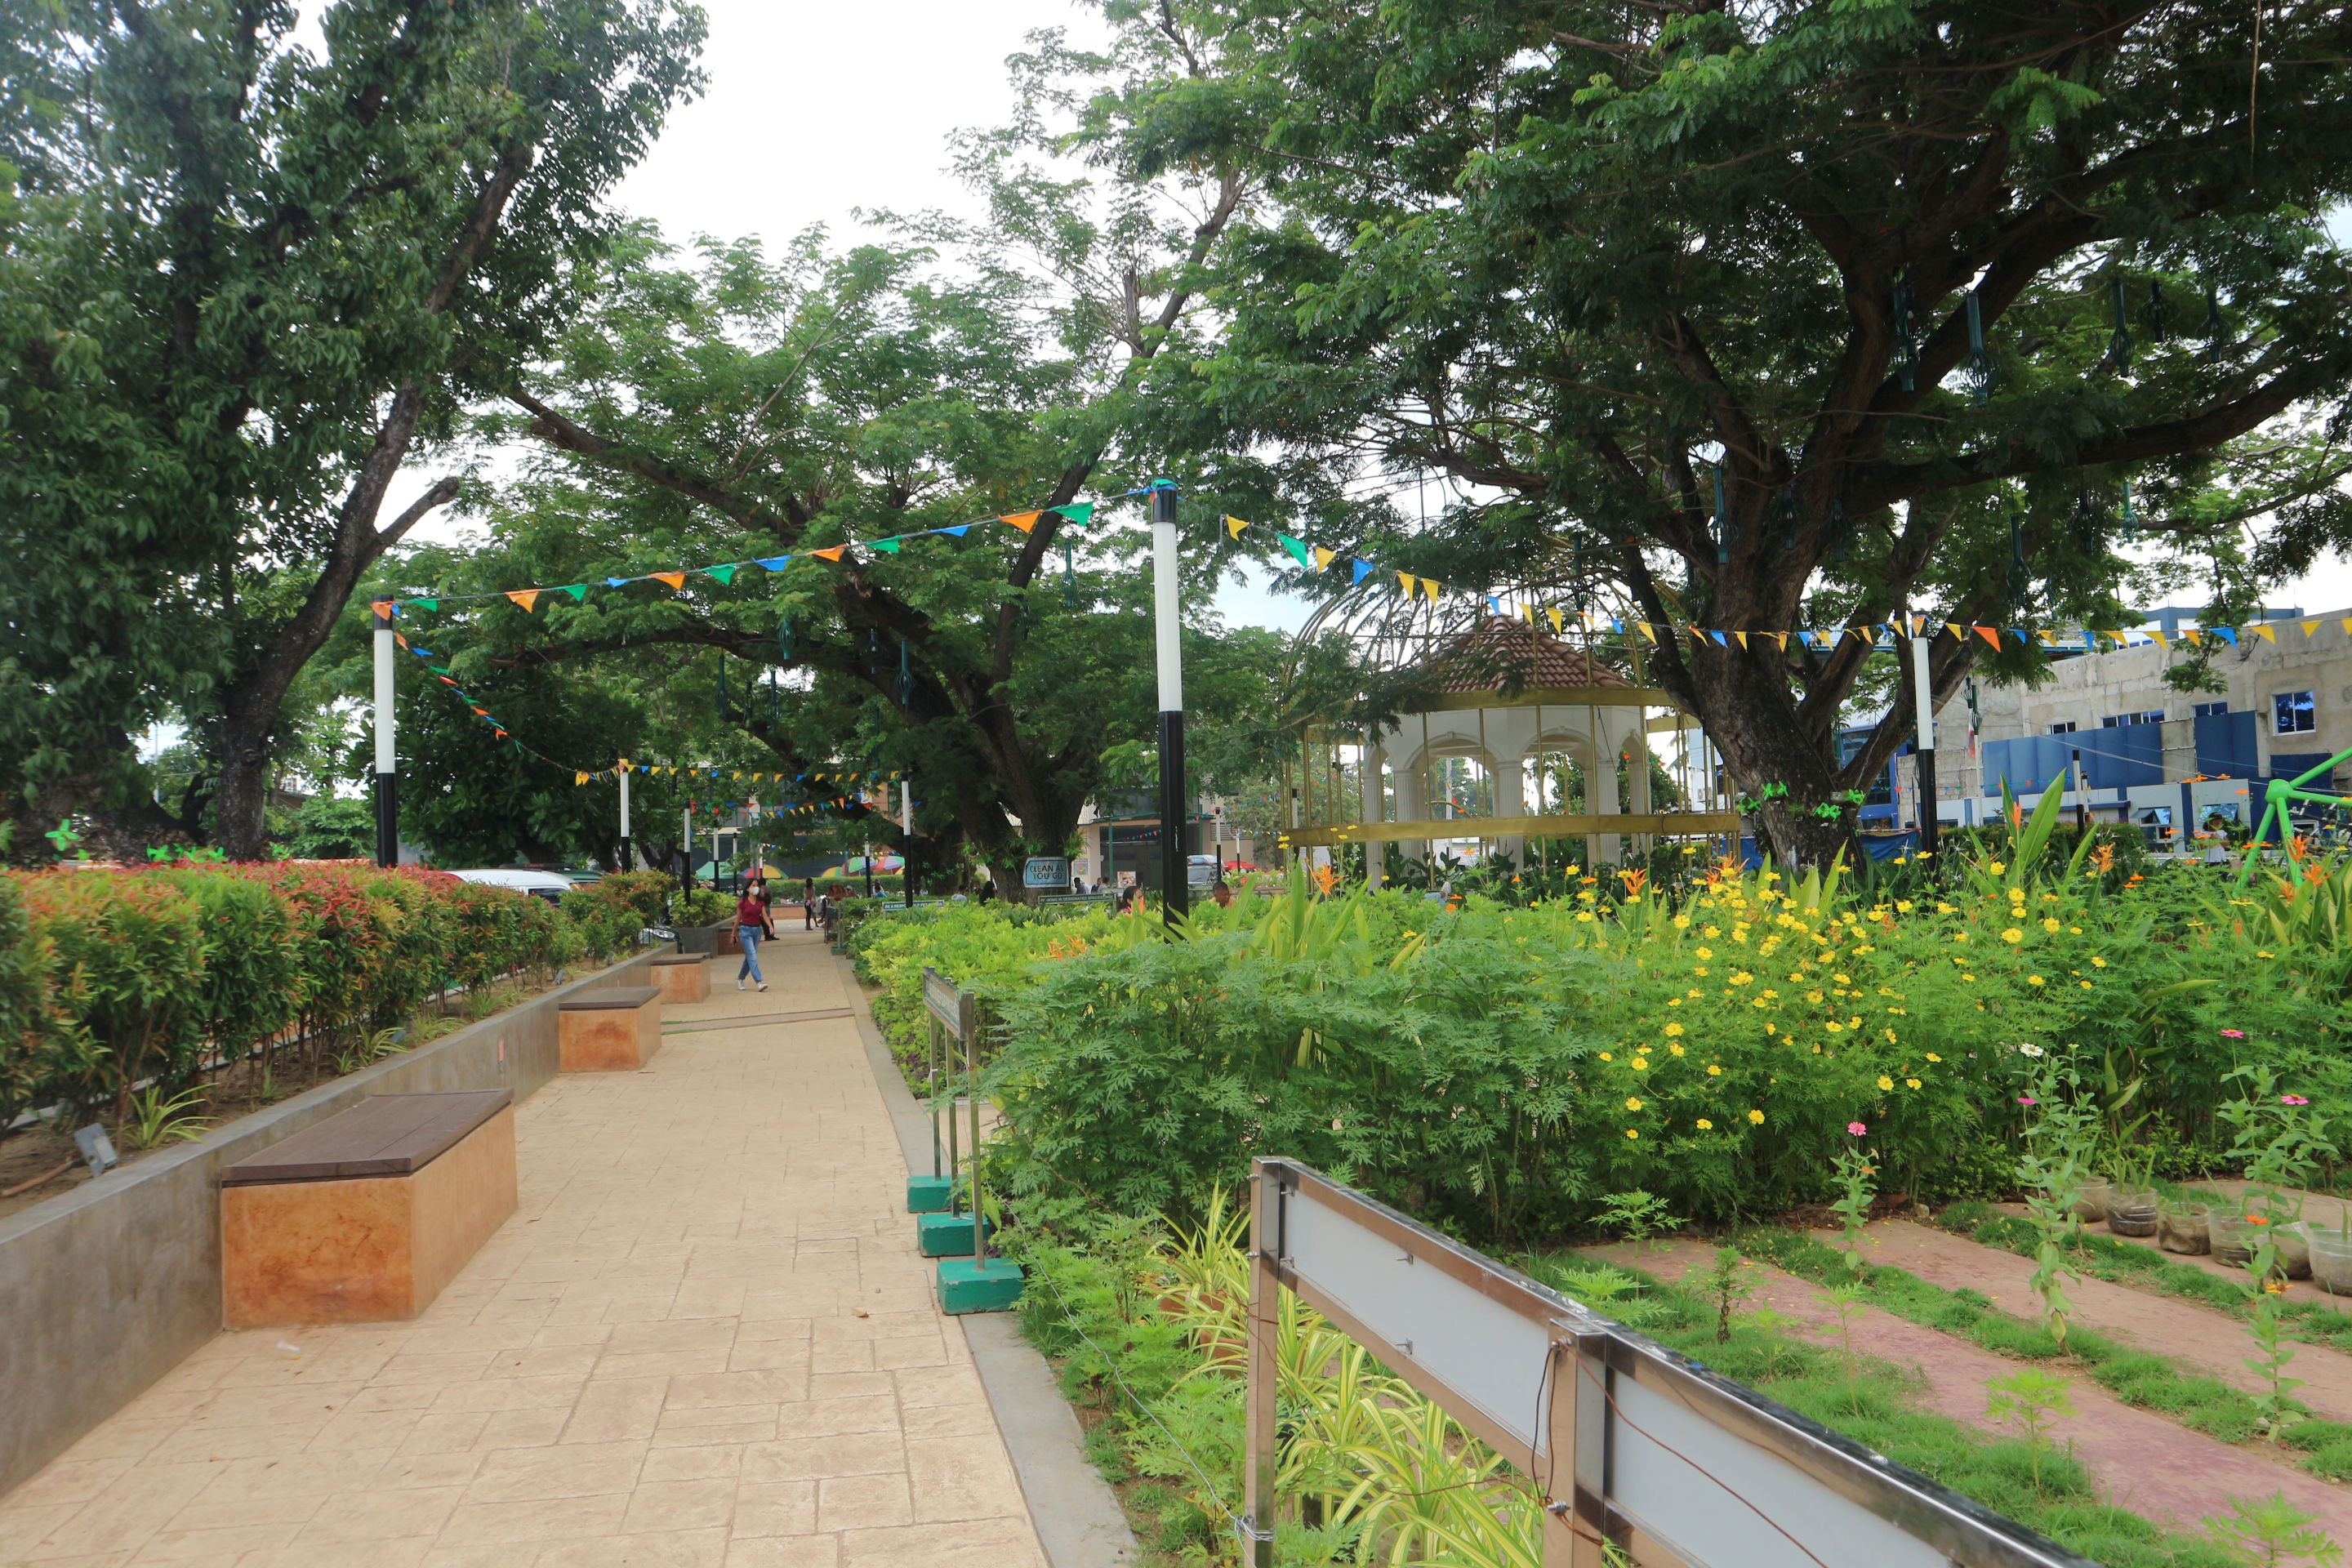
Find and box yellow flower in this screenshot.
[1695,947,1713,960]
[2091,956,2107,968]
[2028,975,2045,987]
[1670,1043,1686,1056]
[1672,914,1690,929]
[1729,971,1753,987]
[1664,1022,1684,1036]
[1877,1075,1894,1091]
[1748,1109,1766,1124]
[1696,1118,1714,1130]
[1703,927,1720,938]
[1707,1064,1723,1076]
[1936,902,1956,915]
[1989,862,2006,874]
[1905,1077,1922,1089]
[1962,973,1976,982]
[1631,1057,1650,1071]
[2042,917,2060,933]
[2080,981,2093,990]
[1925,1053,1942,1062]
[1576,911,1597,923]
[1625,1129,1640,1140]
[2001,928,2023,943]
[1625,1097,1644,1111]
[1598,1052,1613,1062]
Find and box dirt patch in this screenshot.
[0,973,564,1225]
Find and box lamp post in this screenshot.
[1909,620,1940,856]
[617,762,632,872]
[1151,479,1187,927]
[372,602,398,867]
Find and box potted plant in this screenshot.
[2158,1194,2212,1254]
[2211,1062,2336,1281]
[2102,1144,2161,1237]
[2309,1205,2352,1297]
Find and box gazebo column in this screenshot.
[1624,719,1653,862]
[1593,735,1623,867]
[1362,737,1387,889]
[1494,742,1526,869]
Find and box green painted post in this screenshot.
[966,987,986,1264]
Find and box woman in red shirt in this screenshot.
[736,889,775,991]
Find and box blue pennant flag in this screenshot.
[1350,559,1374,585]
[2215,626,2238,646]
[938,525,971,538]
[1710,630,1730,646]
[755,556,792,571]
[604,577,631,587]
[408,646,434,658]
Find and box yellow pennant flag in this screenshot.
[2149,629,2168,648]
[2255,624,2276,644]
[617,759,630,772]
[1312,546,1334,571]
[1520,602,1535,623]
[506,589,541,613]
[1944,622,1963,640]
[1639,622,1657,644]
[1547,607,1565,633]
[651,572,686,590]
[1732,630,1749,649]
[2184,628,2202,645]
[1225,515,1250,539]
[2037,630,2057,645]
[2341,619,2352,635]
[1396,570,1414,595]
[2302,620,2321,638]
[1002,511,1042,533]
[574,772,588,786]
[732,772,742,781]
[1421,578,1441,602]
[1771,631,1789,649]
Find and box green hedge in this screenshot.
[0,862,627,1122]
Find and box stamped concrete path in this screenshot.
[0,930,1047,1568]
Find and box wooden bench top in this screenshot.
[559,986,662,1011]
[222,1090,512,1187]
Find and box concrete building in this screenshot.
[1880,608,2350,845]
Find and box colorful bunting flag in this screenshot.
[1002,511,1042,533]
[706,564,739,585]
[1226,515,1250,539]
[1275,532,1312,568]
[506,590,540,613]
[810,546,846,563]
[652,572,686,590]
[1312,546,1336,572]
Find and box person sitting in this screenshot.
[1211,877,1234,908]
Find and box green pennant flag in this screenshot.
[1274,532,1312,569]
[412,598,439,611]
[871,536,904,554]
[428,665,452,675]
[559,584,588,601]
[1051,502,1094,527]
[706,564,739,586]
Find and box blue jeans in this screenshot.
[737,926,764,984]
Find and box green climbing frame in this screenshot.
[2240,742,2352,884]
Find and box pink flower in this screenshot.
[2017,1095,2038,1106]
[2222,1030,2247,1039]
[2283,1094,2311,1107]
[1847,1121,1867,1136]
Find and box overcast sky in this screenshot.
[434,0,2352,627]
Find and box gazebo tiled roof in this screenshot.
[1426,618,1636,693]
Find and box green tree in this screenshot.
[0,0,705,862]
[1073,0,2352,863]
[401,225,1284,893]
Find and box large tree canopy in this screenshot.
[1063,0,2352,862]
[370,229,1290,884]
[0,0,704,861]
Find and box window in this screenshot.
[2100,712,2161,728]
[2275,690,2317,734]
[2047,720,2078,734]
[2194,701,2229,718]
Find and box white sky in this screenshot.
[419,0,2352,630]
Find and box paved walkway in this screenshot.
[0,931,1047,1568]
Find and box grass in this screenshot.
[1735,1225,2352,1482]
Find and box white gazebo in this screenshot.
[1281,616,1736,879]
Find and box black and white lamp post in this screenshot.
[1151,479,1187,928]
[372,601,398,867]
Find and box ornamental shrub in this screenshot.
[12,870,210,1112]
[152,867,302,1056]
[0,874,97,1129]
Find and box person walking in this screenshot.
[735,885,774,991]
[800,876,817,929]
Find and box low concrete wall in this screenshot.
[0,947,666,1494]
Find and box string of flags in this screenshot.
[392,634,893,801]
[379,501,1102,614]
[1215,515,2352,659]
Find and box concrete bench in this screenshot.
[220,1090,516,1328]
[559,985,663,1071]
[649,954,708,1004]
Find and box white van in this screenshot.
[446,868,573,904]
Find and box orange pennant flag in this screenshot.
[1002,511,1042,533]
[810,546,846,563]
[1225,515,1250,539]
[507,589,541,613]
[651,572,686,590]
[1975,626,2000,648]
[2183,628,2202,645]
